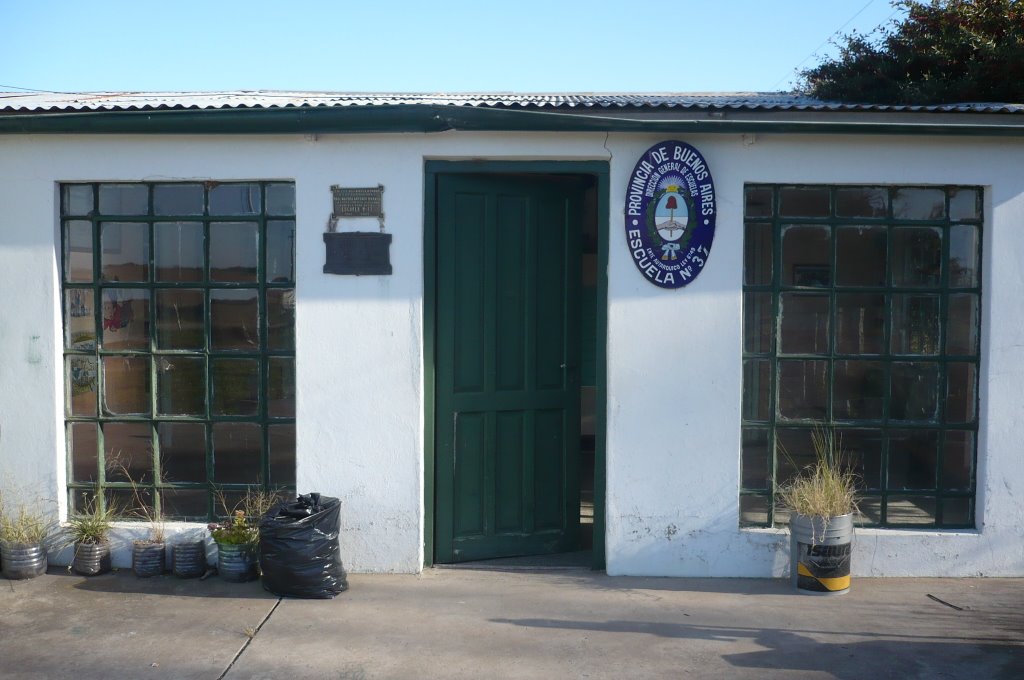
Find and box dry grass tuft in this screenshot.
[778,429,859,519]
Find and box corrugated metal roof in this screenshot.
[1,91,1022,114]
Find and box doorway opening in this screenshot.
[424,161,608,570]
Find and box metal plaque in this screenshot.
[331,185,384,219]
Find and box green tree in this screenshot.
[799,0,1024,104]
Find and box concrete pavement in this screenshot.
[0,567,1021,679]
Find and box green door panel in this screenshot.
[435,174,582,563]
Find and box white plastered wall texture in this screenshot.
[0,130,1021,576]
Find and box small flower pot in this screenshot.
[790,513,853,596]
[216,542,257,582]
[1,541,47,580]
[72,540,111,576]
[172,540,207,579]
[132,541,166,578]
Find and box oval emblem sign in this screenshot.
[624,140,716,288]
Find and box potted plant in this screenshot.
[170,533,208,579]
[778,429,859,596]
[209,510,259,582]
[0,505,53,580]
[64,498,116,576]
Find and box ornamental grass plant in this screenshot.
[778,429,859,520]
[64,497,117,545]
[0,506,51,545]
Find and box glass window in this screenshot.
[741,185,980,529]
[62,182,296,521]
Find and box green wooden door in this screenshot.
[434,173,582,563]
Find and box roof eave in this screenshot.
[2,103,1024,136]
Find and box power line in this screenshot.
[0,83,74,94]
[773,0,880,90]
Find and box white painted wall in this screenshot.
[0,129,1021,576]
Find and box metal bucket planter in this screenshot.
[132,541,166,578]
[790,513,853,596]
[216,542,257,582]
[72,540,111,576]
[172,540,207,579]
[1,541,47,580]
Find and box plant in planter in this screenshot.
[64,498,116,576]
[209,510,259,582]
[778,429,859,596]
[117,466,167,578]
[0,504,53,580]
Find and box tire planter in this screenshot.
[72,540,111,576]
[1,541,47,580]
[790,513,853,596]
[172,540,207,579]
[132,541,166,578]
[216,542,257,582]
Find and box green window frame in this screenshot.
[741,184,982,529]
[61,181,296,521]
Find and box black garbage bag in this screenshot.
[259,493,348,599]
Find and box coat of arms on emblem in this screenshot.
[624,140,716,289]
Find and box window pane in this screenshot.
[739,494,770,526]
[159,422,207,484]
[211,358,259,416]
[744,291,773,354]
[949,224,979,288]
[833,361,885,420]
[835,187,888,218]
[888,429,938,489]
[211,290,259,350]
[781,225,830,286]
[835,293,885,355]
[155,221,204,282]
[857,496,882,525]
[268,358,295,418]
[69,422,99,483]
[99,184,148,215]
[945,363,977,423]
[101,222,150,282]
[154,184,204,216]
[63,185,94,216]
[155,289,205,349]
[891,228,941,287]
[778,361,827,420]
[744,222,772,286]
[741,427,770,489]
[101,288,149,350]
[267,289,296,351]
[893,188,945,220]
[835,428,882,489]
[742,360,771,422]
[209,183,260,215]
[103,422,153,483]
[835,226,886,286]
[744,186,772,217]
[102,356,151,415]
[210,222,258,282]
[775,428,817,485]
[941,497,971,525]
[269,424,296,486]
[156,356,206,416]
[267,220,295,282]
[947,293,979,355]
[65,289,96,350]
[779,187,829,217]
[107,487,153,519]
[890,362,939,421]
[266,183,295,216]
[213,423,262,484]
[942,431,973,490]
[948,188,980,221]
[891,294,939,355]
[779,293,829,354]
[161,489,209,519]
[65,220,94,282]
[67,356,98,417]
[886,496,936,525]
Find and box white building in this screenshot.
[0,92,1021,576]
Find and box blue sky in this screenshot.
[1,0,903,93]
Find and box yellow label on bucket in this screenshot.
[798,562,851,591]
